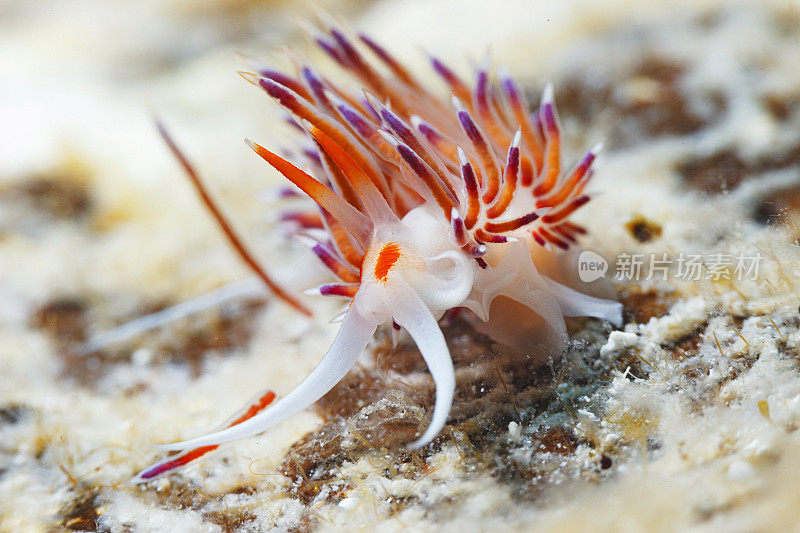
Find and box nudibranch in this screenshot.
[133,23,622,480]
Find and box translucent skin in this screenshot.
[160,203,620,454]
[146,23,623,466]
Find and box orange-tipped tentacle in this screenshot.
[531,229,547,248]
[325,91,397,163]
[473,65,513,152]
[561,220,588,236]
[538,226,570,249]
[454,98,502,204]
[458,147,481,230]
[297,61,382,141]
[488,81,515,131]
[327,27,390,98]
[358,33,421,90]
[286,46,376,121]
[551,223,578,243]
[536,143,600,209]
[410,115,459,168]
[247,139,372,247]
[474,228,513,243]
[533,85,562,196]
[379,132,457,218]
[482,209,543,234]
[299,64,336,112]
[486,129,521,219]
[255,68,312,102]
[387,158,440,210]
[540,195,590,225]
[157,123,312,317]
[322,26,419,118]
[304,122,398,223]
[377,104,459,199]
[500,71,544,180]
[322,92,414,185]
[430,55,472,104]
[243,73,392,202]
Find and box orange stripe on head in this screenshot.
[374,242,401,282]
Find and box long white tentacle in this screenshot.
[159,304,378,451]
[79,279,265,354]
[391,281,455,449]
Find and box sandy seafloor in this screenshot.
[2,0,800,531]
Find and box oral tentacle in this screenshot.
[390,281,455,450]
[158,304,378,451]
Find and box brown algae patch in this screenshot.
[625,214,663,244]
[31,295,267,386]
[0,176,93,230]
[678,144,800,195]
[547,54,726,149]
[57,488,104,531]
[619,287,678,325]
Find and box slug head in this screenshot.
[356,204,476,323]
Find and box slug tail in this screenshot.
[544,278,624,327]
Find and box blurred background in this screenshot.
[2,0,800,531]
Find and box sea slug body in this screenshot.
[133,22,622,480]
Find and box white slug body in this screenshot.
[137,23,623,475]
